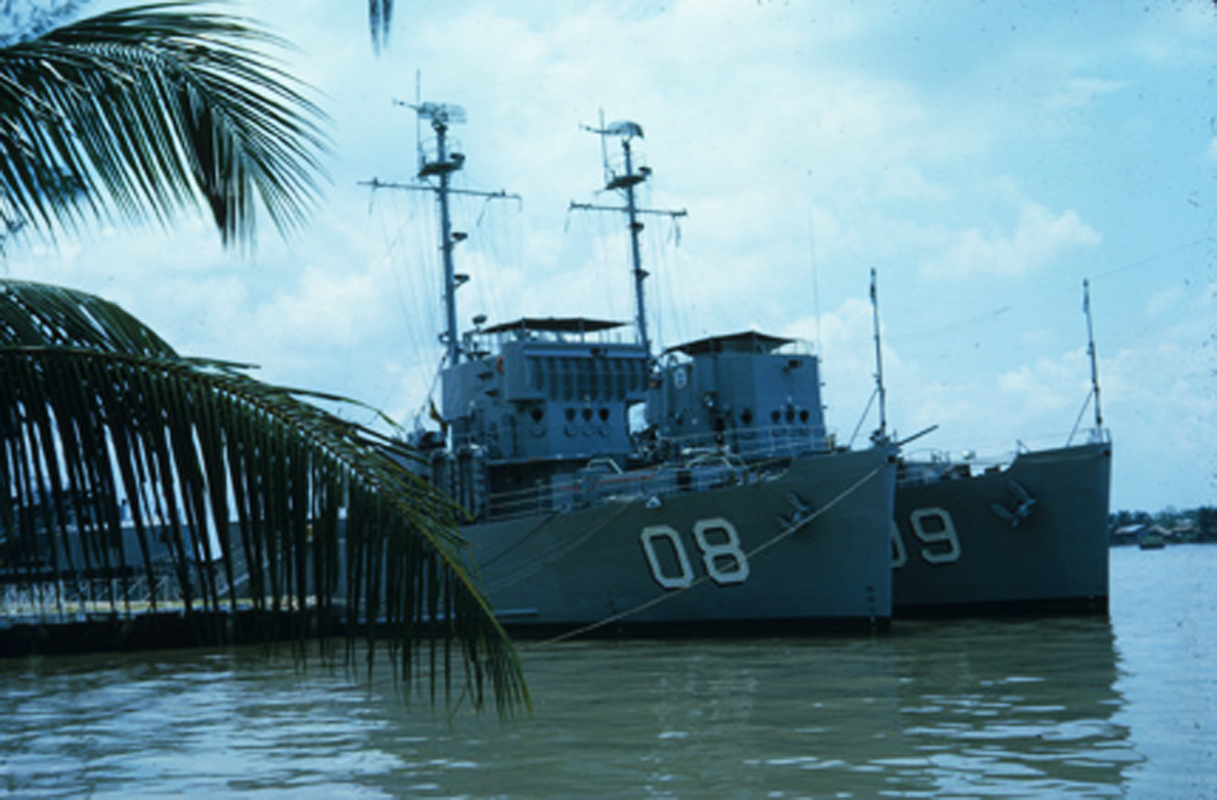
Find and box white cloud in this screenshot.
[921,202,1100,279]
[7,0,1213,511]
[996,355,1088,416]
[1044,77,1126,111]
[1145,286,1188,319]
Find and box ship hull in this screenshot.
[893,441,1112,616]
[465,445,897,637]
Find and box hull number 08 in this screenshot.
[640,519,750,589]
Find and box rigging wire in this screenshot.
[527,460,888,647]
[892,236,1213,345]
[1089,236,1213,283]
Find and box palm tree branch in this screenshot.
[1,281,527,714]
[369,0,393,52]
[0,2,330,247]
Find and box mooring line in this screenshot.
[482,499,638,594]
[526,461,888,647]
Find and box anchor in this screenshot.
[780,492,816,529]
[990,480,1038,528]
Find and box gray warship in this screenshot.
[391,106,897,637]
[868,273,1113,616]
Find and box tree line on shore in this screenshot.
[1109,506,1217,545]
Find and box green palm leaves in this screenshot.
[0,4,526,714]
[0,281,526,713]
[0,2,328,246]
[370,0,393,51]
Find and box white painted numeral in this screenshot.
[693,518,749,585]
[909,507,962,564]
[891,521,907,569]
[640,525,694,589]
[640,519,751,589]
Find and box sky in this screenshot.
[6,0,1216,512]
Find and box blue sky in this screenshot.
[8,0,1216,511]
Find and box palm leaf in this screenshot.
[368,0,393,52]
[0,2,330,248]
[0,280,528,715]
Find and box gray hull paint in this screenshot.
[466,445,897,636]
[893,441,1112,615]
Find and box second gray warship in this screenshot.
[863,272,1112,616]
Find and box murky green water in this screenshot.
[2,545,1213,798]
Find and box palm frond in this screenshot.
[0,2,330,248]
[369,0,393,52]
[0,280,527,715]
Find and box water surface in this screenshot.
[2,545,1213,798]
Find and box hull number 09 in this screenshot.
[892,507,962,568]
[640,518,750,589]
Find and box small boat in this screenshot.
[1138,530,1166,550]
[385,106,897,637]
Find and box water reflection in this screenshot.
[1,616,1136,798]
[486,618,1134,798]
[885,618,1134,797]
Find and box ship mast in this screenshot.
[1083,278,1103,433]
[364,101,517,368]
[570,119,686,356]
[1069,278,1105,444]
[869,268,888,443]
[863,268,939,449]
[420,103,464,367]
